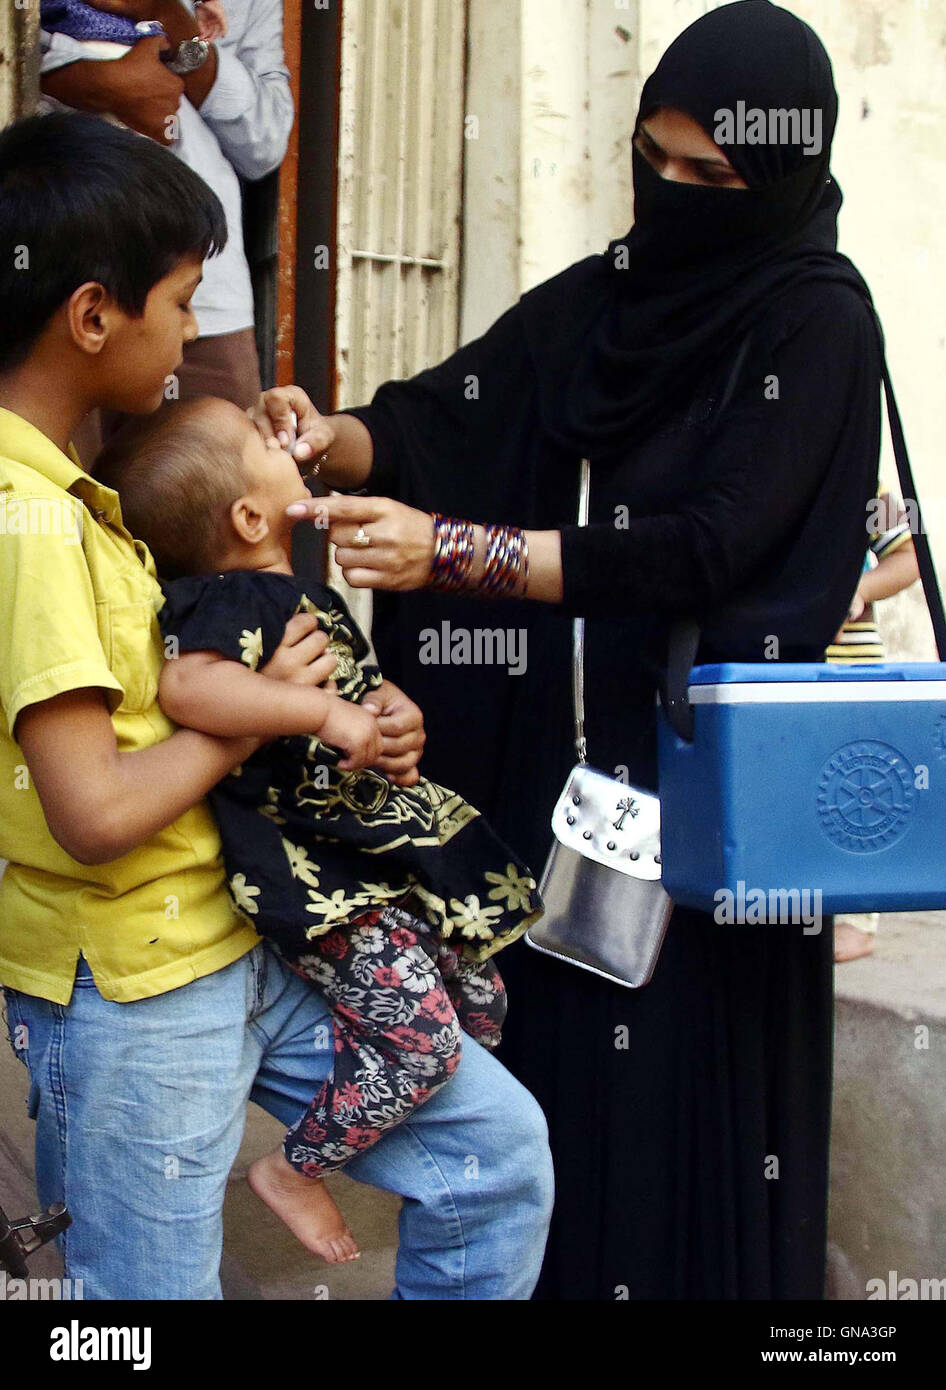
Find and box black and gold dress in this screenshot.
[158,569,541,962]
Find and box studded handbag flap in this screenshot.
[550,765,662,881]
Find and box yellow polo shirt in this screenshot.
[0,407,259,1003]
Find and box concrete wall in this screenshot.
[462,0,641,340]
[461,0,945,658]
[0,2,39,127]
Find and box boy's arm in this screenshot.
[15,688,256,867]
[9,610,331,868]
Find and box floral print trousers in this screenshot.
[280,905,508,1178]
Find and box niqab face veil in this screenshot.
[521,0,873,455]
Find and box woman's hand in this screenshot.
[260,613,338,690]
[361,680,426,786]
[286,494,435,592]
[247,385,335,466]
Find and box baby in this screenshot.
[94,398,543,1263]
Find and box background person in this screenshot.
[827,488,919,962]
[40,0,292,431]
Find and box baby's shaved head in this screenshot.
[95,397,257,577]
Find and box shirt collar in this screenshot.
[0,406,123,525]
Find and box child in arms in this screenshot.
[95,398,543,1262]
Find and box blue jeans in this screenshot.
[2,944,553,1299]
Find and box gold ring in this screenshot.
[353,527,372,548]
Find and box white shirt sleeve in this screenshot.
[199,0,294,182]
[40,29,99,73]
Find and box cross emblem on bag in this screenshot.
[613,797,639,832]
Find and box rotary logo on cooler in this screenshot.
[816,740,915,853]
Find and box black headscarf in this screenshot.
[521,0,875,455]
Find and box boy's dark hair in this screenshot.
[94,397,252,579]
[0,111,227,374]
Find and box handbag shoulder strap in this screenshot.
[571,459,590,763]
[873,323,946,657]
[661,328,946,740]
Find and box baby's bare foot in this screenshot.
[247,1150,360,1263]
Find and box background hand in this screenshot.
[41,37,184,146]
[847,589,867,623]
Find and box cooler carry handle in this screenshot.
[660,321,946,743]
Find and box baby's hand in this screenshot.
[261,614,337,688]
[194,0,227,41]
[318,698,383,771]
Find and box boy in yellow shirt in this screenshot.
[0,111,552,1299]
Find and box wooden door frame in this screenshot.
[276,0,343,412]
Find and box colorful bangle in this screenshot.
[479,523,529,598]
[429,514,476,592]
[428,515,530,597]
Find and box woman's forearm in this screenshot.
[320,413,375,491]
[297,494,565,602]
[461,525,563,603]
[522,530,564,603]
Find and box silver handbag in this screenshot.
[525,459,674,988]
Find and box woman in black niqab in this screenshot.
[525,0,869,455]
[283,1,887,1298]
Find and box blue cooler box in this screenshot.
[656,662,946,914]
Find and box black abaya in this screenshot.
[345,278,881,1298]
[339,1,885,1297]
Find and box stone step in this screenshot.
[828,911,946,1301]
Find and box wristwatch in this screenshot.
[162,37,211,75]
